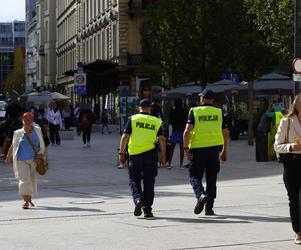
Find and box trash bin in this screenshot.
[256,132,269,162]
[255,114,271,162]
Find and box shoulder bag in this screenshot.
[25,133,48,175]
[278,118,290,163]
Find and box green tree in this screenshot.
[142,0,277,87]
[244,0,294,64]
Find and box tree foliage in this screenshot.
[142,0,292,86]
[245,0,294,62]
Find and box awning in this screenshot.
[65,60,118,77]
[64,60,120,97]
[253,72,300,95]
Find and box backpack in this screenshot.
[81,116,90,128]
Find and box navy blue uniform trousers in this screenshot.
[129,149,158,213]
[189,146,220,210]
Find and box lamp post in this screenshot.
[294,0,300,96]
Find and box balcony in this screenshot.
[127,54,143,66]
[127,53,160,66]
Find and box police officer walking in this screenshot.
[183,90,229,215]
[119,99,166,218]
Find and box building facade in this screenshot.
[36,0,57,89]
[57,0,160,104]
[0,21,25,92]
[25,0,38,91]
[56,0,78,95]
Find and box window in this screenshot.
[14,22,25,32]
[85,0,90,24]
[94,35,97,60]
[96,0,99,16]
[106,29,110,59]
[45,53,48,76]
[90,0,93,21]
[102,30,105,59]
[45,0,48,11]
[102,0,105,13]
[45,21,48,41]
[85,40,88,62]
[97,33,100,59]
[83,2,86,25]
[112,24,117,57]
[90,38,93,62]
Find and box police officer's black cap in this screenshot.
[199,89,215,99]
[139,99,151,107]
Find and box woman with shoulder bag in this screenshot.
[5,112,45,209]
[274,94,301,245]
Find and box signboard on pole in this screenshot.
[74,73,86,86]
[292,57,301,73]
[74,71,87,95]
[293,73,301,82]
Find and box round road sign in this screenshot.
[75,74,86,85]
[292,58,301,73]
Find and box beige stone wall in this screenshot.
[56,0,77,86]
[77,0,119,64]
[53,0,152,96]
[36,0,57,88]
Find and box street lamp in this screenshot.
[294,0,300,96]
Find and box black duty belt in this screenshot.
[286,154,301,160]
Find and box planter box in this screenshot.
[59,129,74,140]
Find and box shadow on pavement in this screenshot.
[36,206,104,213]
[153,214,290,224]
[150,216,250,224]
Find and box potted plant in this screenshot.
[228,102,248,140]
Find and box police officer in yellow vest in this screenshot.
[119,99,166,218]
[183,90,229,215]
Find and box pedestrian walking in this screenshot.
[274,93,301,245]
[183,90,229,216]
[94,102,100,122]
[46,103,62,145]
[119,99,166,218]
[79,109,95,148]
[101,109,111,134]
[4,112,45,209]
[150,99,164,120]
[2,116,22,158]
[167,99,188,169]
[73,104,81,135]
[62,103,72,130]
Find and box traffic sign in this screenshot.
[292,58,301,73]
[293,73,301,82]
[74,73,86,86]
[74,85,87,95]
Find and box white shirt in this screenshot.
[274,115,301,154]
[46,109,63,128]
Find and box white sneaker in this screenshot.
[87,143,91,148]
[118,164,126,169]
[167,163,174,169]
[295,233,301,245]
[83,144,87,148]
[179,165,185,170]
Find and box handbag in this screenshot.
[278,118,290,163]
[25,133,48,175]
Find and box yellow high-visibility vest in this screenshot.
[275,111,284,128]
[189,106,224,149]
[128,114,162,155]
